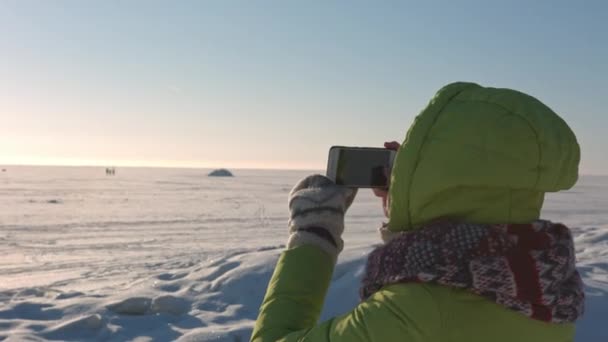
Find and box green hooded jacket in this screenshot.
[251,82,581,342]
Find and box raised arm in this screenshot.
[250,175,440,342]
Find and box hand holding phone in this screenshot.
[326,146,397,188]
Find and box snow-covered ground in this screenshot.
[0,166,606,341]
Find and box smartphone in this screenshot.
[326,146,397,188]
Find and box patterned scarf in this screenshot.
[360,220,584,323]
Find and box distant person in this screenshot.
[251,82,584,341]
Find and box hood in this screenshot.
[387,82,580,232]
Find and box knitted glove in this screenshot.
[287,174,357,260]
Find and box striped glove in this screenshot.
[287,174,357,260]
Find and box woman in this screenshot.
[251,82,584,342]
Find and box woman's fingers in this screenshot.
[372,188,387,197]
[384,141,400,150]
[370,141,399,197]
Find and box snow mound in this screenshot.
[42,314,107,340]
[106,297,152,315]
[208,169,234,177]
[151,295,190,315]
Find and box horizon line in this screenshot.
[1,163,606,177]
[0,162,324,172]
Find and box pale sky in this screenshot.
[1,1,606,173]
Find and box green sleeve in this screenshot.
[251,245,334,342]
[250,245,442,342]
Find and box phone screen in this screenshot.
[330,148,395,188]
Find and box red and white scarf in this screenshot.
[361,220,584,323]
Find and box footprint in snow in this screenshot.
[197,261,241,282]
[157,272,188,281]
